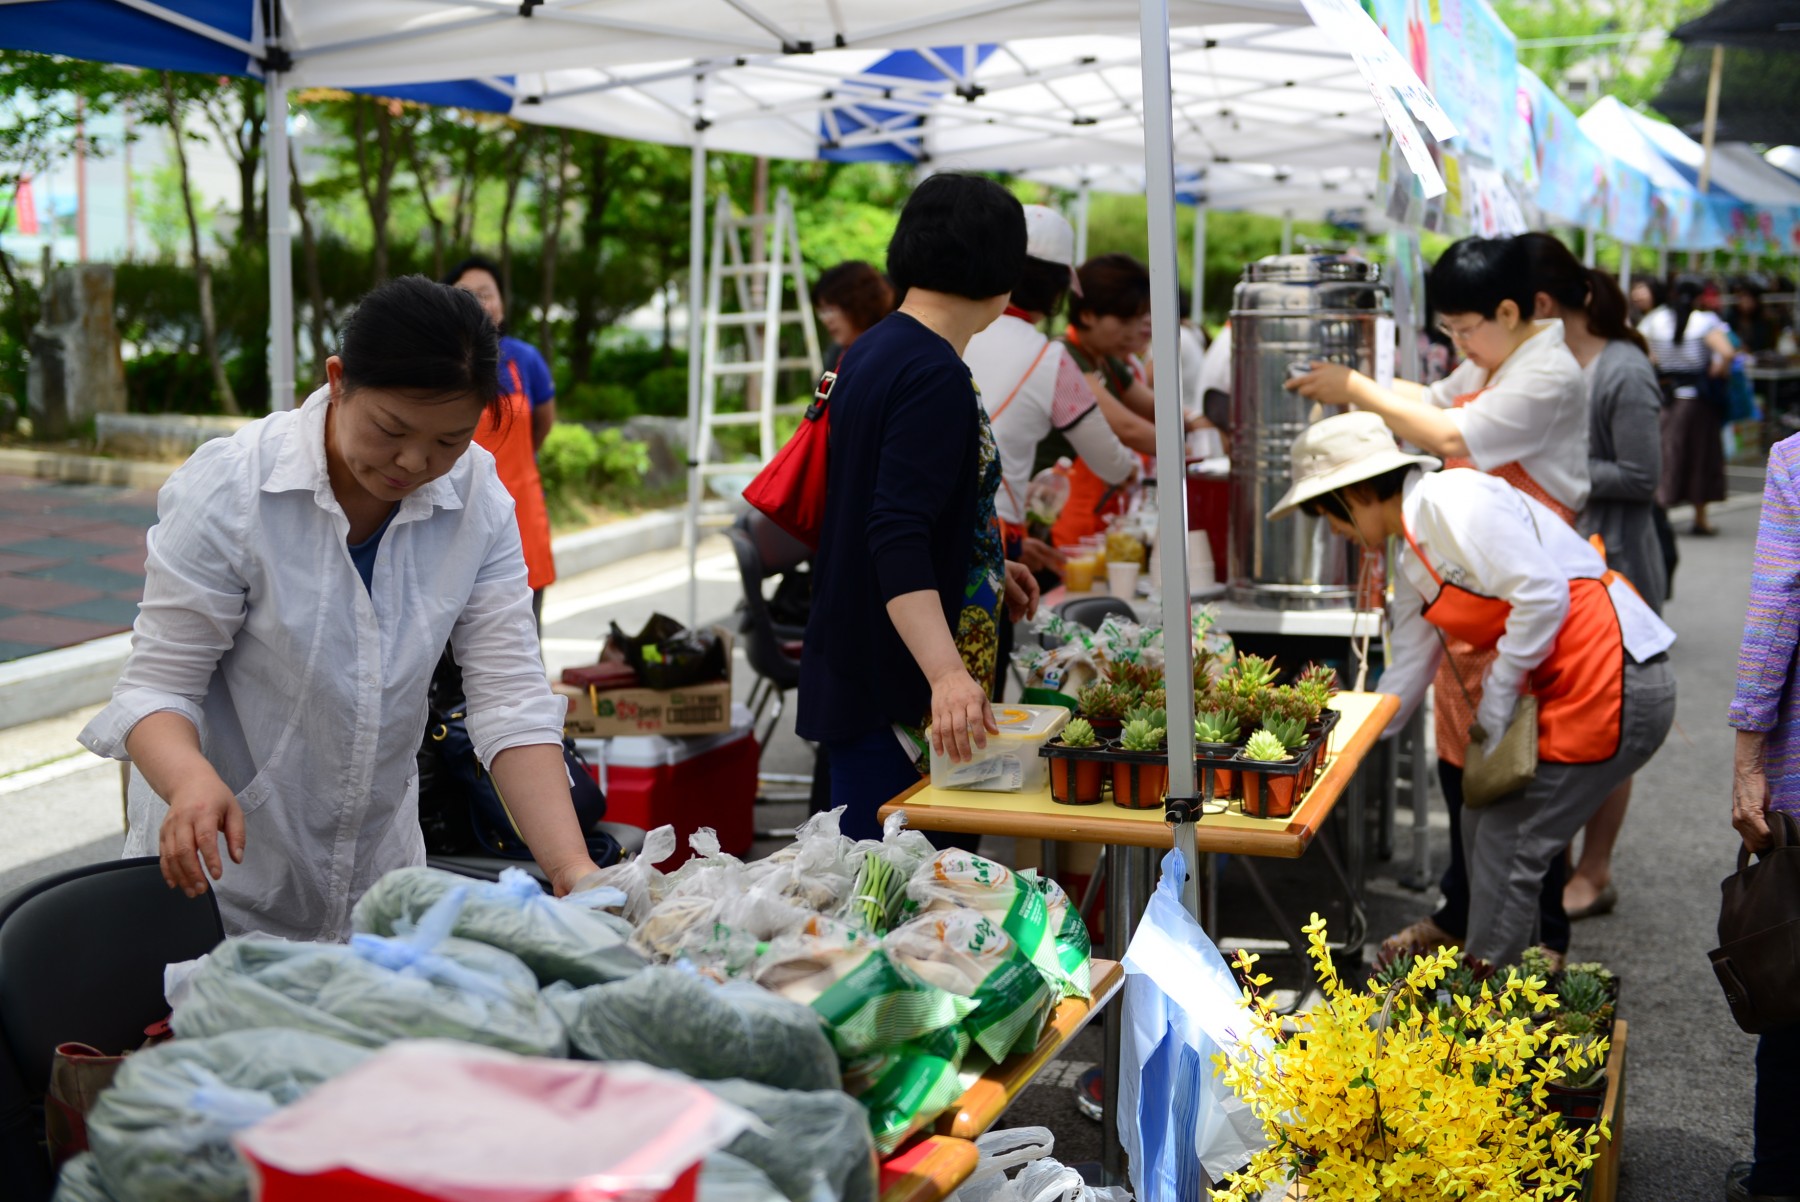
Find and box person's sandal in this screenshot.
[1380,916,1456,957]
[1566,881,1618,921]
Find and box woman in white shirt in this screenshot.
[80,278,600,941]
[1270,413,1676,966]
[1643,276,1736,536]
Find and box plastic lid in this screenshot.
[1243,253,1382,283]
[988,704,1071,738]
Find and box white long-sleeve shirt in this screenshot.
[79,388,565,942]
[1378,469,1674,739]
[965,315,1137,526]
[1426,319,1591,514]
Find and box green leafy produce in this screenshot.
[1243,729,1292,762]
[1060,718,1099,748]
[1119,719,1167,752]
[1194,709,1241,745]
[846,850,914,934]
[1261,713,1308,751]
[701,1080,879,1202]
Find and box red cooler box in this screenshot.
[582,704,758,865]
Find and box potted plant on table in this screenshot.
[1111,718,1168,810]
[1076,680,1138,740]
[1046,718,1106,806]
[1296,663,1339,733]
[1212,920,1608,1201]
[1194,708,1242,801]
[1238,727,1298,819]
[1102,658,1163,699]
[1261,711,1315,793]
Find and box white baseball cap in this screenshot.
[1022,204,1082,296]
[1266,411,1441,521]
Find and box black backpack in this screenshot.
[417,652,619,866]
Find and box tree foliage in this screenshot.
[1491,0,1714,112]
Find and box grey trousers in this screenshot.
[1462,657,1677,966]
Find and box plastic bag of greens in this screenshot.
[352,866,644,989]
[910,851,1071,997]
[1020,871,1093,999]
[634,886,810,966]
[842,1050,966,1156]
[662,829,752,899]
[838,813,935,934]
[570,824,680,923]
[173,891,566,1057]
[698,1153,788,1202]
[748,808,863,914]
[886,910,1056,1062]
[702,1078,879,1202]
[52,1155,118,1202]
[81,1031,367,1202]
[755,928,976,1060]
[545,967,840,1091]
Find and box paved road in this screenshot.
[0,501,1770,1196]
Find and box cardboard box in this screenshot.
[554,625,735,738]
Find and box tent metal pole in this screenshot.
[684,114,708,628]
[1619,245,1632,294]
[1074,182,1090,264]
[1584,226,1598,269]
[1138,0,1199,921]
[1657,245,1669,280]
[1280,209,1294,255]
[1698,44,1724,194]
[265,70,295,411]
[1191,204,1207,327]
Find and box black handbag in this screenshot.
[1710,810,1800,1034]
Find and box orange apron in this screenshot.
[1050,328,1138,547]
[1433,387,1578,766]
[475,360,556,591]
[1402,521,1625,766]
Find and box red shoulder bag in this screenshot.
[743,370,835,550]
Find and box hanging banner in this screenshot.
[1367,0,1517,169]
[1513,68,1604,230]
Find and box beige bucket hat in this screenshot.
[1266,411,1441,521]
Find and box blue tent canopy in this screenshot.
[820,45,996,163]
[0,0,254,75]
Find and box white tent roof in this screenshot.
[510,21,1393,177]
[1585,97,1800,206]
[1025,160,1386,223]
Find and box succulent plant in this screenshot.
[1297,663,1339,718]
[1126,703,1168,730]
[1060,717,1098,748]
[1119,718,1167,752]
[1261,712,1309,751]
[1077,680,1140,720]
[1103,658,1164,697]
[1563,962,1615,985]
[1226,653,1279,695]
[1194,708,1242,745]
[1557,969,1614,1018]
[1518,945,1560,983]
[1243,728,1291,762]
[1140,686,1167,713]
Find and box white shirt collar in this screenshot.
[1483,319,1566,390]
[262,386,464,518]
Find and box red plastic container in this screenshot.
[581,714,758,865]
[253,1160,701,1202]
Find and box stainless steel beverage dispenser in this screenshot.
[1228,254,1392,609]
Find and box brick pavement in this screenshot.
[0,475,156,663]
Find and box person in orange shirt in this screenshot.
[448,256,557,627]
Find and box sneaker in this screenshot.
[1074,1066,1104,1123]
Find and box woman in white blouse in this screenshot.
[80,278,599,941]
[1644,276,1736,536]
[1270,414,1676,966]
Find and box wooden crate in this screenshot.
[1589,1019,1629,1202]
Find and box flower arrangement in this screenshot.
[1212,918,1609,1202]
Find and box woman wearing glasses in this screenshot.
[1289,234,1591,965]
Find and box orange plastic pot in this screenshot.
[1049,756,1106,805]
[1111,761,1168,809]
[1240,766,1299,819]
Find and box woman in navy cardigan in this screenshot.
[797,175,1042,839]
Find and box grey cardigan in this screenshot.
[1579,339,1666,614]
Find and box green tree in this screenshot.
[1492,0,1714,111]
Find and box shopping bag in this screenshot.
[235,1042,753,1202]
[1117,849,1268,1201]
[1711,809,1800,1033]
[743,371,835,550]
[45,1043,125,1166]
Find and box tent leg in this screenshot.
[1138,0,1198,919]
[685,127,708,628]
[1584,226,1598,269]
[1191,205,1207,328]
[1657,245,1668,280]
[1074,182,1090,265]
[1619,245,1632,294]
[265,70,295,411]
[1280,210,1294,256]
[1698,44,1724,194]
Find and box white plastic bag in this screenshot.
[572,824,679,923]
[946,1130,1132,1202]
[1117,850,1267,1201]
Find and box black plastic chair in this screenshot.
[0,857,225,1200]
[725,511,811,755]
[428,821,649,885]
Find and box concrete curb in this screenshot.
[0,501,739,731]
[0,448,177,490]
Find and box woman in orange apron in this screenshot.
[1289,235,1594,960]
[1270,413,1676,966]
[449,256,557,626]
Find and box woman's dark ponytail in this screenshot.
[1583,268,1649,356]
[1517,231,1649,357]
[338,275,502,417]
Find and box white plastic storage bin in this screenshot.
[928,703,1070,793]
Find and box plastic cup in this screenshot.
[1064,556,1097,593]
[1107,561,1141,598]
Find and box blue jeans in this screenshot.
[826,728,976,851]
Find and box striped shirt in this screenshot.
[1643,306,1725,376]
[1730,435,1800,812]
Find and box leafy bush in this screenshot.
[538,422,603,500]
[537,422,654,523]
[635,365,691,417]
[588,339,684,388]
[559,382,639,423]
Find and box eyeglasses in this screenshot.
[1436,316,1489,344]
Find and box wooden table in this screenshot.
[875,960,1126,1202]
[879,692,1398,858]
